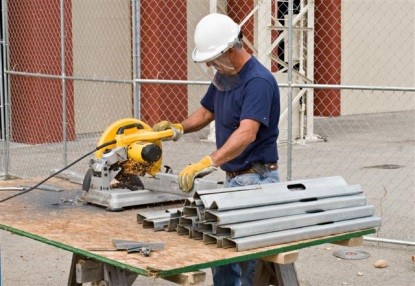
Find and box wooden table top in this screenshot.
[0,177,374,277]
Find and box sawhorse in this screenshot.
[254,251,300,285]
[67,252,298,286]
[67,254,206,286]
[67,237,363,286]
[253,236,364,286]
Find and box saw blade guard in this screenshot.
[95,118,174,176]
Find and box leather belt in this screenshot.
[226,162,278,179]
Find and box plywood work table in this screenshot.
[0,178,375,285]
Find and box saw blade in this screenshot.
[114,170,144,191]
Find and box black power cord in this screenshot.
[0,139,116,203]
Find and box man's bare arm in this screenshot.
[181,106,214,133]
[210,119,260,167]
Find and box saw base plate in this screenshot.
[83,188,186,211]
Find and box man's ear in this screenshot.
[227,48,236,61]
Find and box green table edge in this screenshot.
[0,224,150,276]
[0,223,375,278]
[152,228,375,277]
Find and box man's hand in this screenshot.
[179,156,216,192]
[153,121,184,141]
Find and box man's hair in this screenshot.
[232,31,243,49]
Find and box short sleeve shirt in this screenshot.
[201,56,280,172]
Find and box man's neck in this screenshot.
[232,48,252,73]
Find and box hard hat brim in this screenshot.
[192,46,228,63]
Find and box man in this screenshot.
[153,13,280,286]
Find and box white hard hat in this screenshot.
[192,13,240,63]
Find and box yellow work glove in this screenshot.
[152,120,184,141]
[179,156,216,192]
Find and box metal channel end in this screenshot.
[164,218,180,232]
[137,210,170,223]
[192,229,204,240]
[143,217,170,231]
[179,216,198,228]
[177,225,190,236]
[203,233,230,247]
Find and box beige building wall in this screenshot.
[72,0,132,134]
[341,1,415,115]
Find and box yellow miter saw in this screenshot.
[82,118,218,211]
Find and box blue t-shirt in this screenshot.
[201,56,280,172]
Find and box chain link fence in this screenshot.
[0,0,414,244]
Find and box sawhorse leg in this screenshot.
[67,254,206,286]
[253,237,365,285]
[254,251,300,286]
[67,254,138,286]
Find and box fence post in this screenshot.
[1,0,9,178]
[286,0,294,181]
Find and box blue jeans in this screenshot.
[212,170,280,286]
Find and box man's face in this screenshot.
[206,52,236,75]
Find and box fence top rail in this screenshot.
[5,70,415,92]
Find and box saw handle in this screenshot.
[116,123,144,134]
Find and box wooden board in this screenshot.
[0,178,375,278]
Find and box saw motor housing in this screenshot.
[85,118,174,191]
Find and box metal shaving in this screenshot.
[52,195,84,206]
[120,160,152,176]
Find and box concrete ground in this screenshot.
[1,111,414,285]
